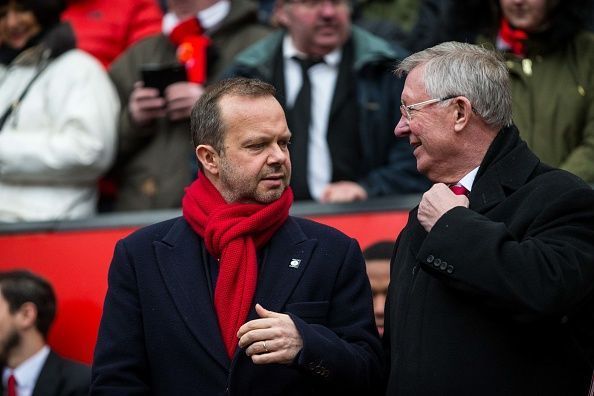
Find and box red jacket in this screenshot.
[62,0,163,68]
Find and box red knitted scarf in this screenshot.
[182,172,293,358]
[499,18,528,57]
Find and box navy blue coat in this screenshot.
[91,216,382,395]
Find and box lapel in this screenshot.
[253,217,318,314]
[328,37,355,120]
[470,125,540,214]
[154,218,229,370]
[32,351,60,396]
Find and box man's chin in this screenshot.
[255,186,286,204]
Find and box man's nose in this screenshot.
[319,0,338,16]
[394,115,410,137]
[268,144,288,164]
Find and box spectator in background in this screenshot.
[444,0,594,183]
[108,0,273,211]
[225,0,429,203]
[363,241,392,337]
[353,0,419,48]
[0,0,118,222]
[62,0,163,68]
[0,270,90,396]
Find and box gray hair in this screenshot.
[396,42,512,129]
[190,78,277,153]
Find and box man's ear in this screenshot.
[274,0,289,27]
[453,96,473,132]
[196,145,220,175]
[15,302,38,331]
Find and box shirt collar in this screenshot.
[2,345,50,394]
[457,166,479,192]
[282,34,342,67]
[162,0,230,35]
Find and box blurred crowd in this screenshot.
[0,0,592,222]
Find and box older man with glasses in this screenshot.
[224,0,429,203]
[384,41,594,395]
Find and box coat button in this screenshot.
[426,255,434,263]
[446,265,454,274]
[433,258,441,267]
[439,261,447,270]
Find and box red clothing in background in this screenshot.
[62,0,163,68]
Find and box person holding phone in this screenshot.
[107,0,272,212]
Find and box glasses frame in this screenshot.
[400,95,457,122]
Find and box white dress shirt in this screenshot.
[456,166,479,192]
[2,346,50,396]
[162,0,230,34]
[283,35,342,200]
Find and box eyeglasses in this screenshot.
[400,96,456,122]
[287,0,349,9]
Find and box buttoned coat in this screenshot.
[91,216,382,395]
[384,126,594,395]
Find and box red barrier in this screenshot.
[0,210,408,364]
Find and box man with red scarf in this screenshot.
[91,78,383,395]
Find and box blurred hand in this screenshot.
[320,181,368,203]
[237,304,303,365]
[164,81,205,122]
[417,183,469,232]
[129,81,166,126]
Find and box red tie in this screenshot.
[449,185,469,196]
[7,374,17,396]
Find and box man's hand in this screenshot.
[237,304,303,365]
[164,81,205,122]
[417,183,469,232]
[129,81,166,126]
[320,181,368,203]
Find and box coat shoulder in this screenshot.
[290,216,356,246]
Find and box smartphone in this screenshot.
[140,63,187,96]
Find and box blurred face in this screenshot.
[0,2,42,50]
[0,291,21,367]
[500,0,550,32]
[394,66,460,183]
[277,0,351,57]
[215,95,292,204]
[366,260,390,337]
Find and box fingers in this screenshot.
[129,83,166,125]
[255,303,282,318]
[237,304,303,364]
[241,331,276,355]
[319,182,367,203]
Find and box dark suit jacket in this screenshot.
[91,216,382,395]
[2,350,90,396]
[384,126,594,395]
